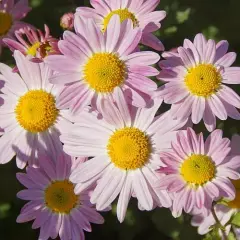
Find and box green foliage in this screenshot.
[232,212,240,227]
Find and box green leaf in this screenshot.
[232,212,240,227]
[0,203,11,219]
[176,8,191,24]
[164,26,178,35]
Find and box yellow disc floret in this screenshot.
[15,90,59,133]
[27,42,41,57]
[103,8,138,31]
[180,154,216,185]
[84,53,126,93]
[0,11,12,36]
[107,127,150,170]
[228,180,240,209]
[45,180,78,214]
[185,64,222,97]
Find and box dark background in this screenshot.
[0,0,240,239]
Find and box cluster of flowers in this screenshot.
[0,0,240,239]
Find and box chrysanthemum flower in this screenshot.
[16,153,104,240]
[191,180,240,238]
[45,15,160,114]
[0,0,31,54]
[61,89,188,222]
[3,25,60,62]
[76,0,166,51]
[156,128,240,217]
[0,51,71,168]
[158,33,240,131]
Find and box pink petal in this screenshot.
[117,174,132,223]
[70,156,109,183]
[132,169,153,210]
[215,52,236,67]
[208,95,227,120]
[178,47,196,67]
[203,100,216,132]
[105,15,120,52]
[118,28,142,57]
[215,40,229,62]
[126,51,160,65]
[217,85,240,108]
[203,40,216,64]
[193,33,207,61]
[191,97,205,124]
[141,32,165,51]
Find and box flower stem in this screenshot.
[211,206,228,240]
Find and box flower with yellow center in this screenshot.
[103,9,138,31]
[26,42,41,56]
[45,180,78,213]
[0,12,12,36]
[76,0,166,51]
[158,33,240,131]
[0,51,71,168]
[47,15,159,114]
[17,154,104,240]
[64,90,187,222]
[185,64,222,97]
[0,0,31,54]
[180,154,216,186]
[84,53,126,93]
[4,25,60,62]
[156,128,239,217]
[107,127,150,170]
[15,90,59,133]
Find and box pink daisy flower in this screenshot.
[16,153,104,240]
[192,180,240,238]
[157,33,240,131]
[0,51,71,168]
[76,0,166,51]
[0,0,31,54]
[156,128,240,218]
[45,15,160,114]
[191,204,235,238]
[61,89,188,222]
[3,25,60,62]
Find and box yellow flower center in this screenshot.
[27,42,41,57]
[15,90,59,133]
[103,8,138,31]
[107,127,150,170]
[0,11,12,36]
[180,154,216,185]
[84,53,126,93]
[44,180,78,214]
[228,180,240,209]
[184,64,222,97]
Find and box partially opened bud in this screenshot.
[60,12,74,30]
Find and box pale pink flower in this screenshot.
[0,51,71,168]
[0,0,31,54]
[3,25,60,62]
[191,204,235,238]
[157,33,240,132]
[156,128,240,217]
[192,179,240,238]
[60,12,74,30]
[61,89,188,222]
[17,153,104,240]
[45,15,160,114]
[76,0,166,51]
